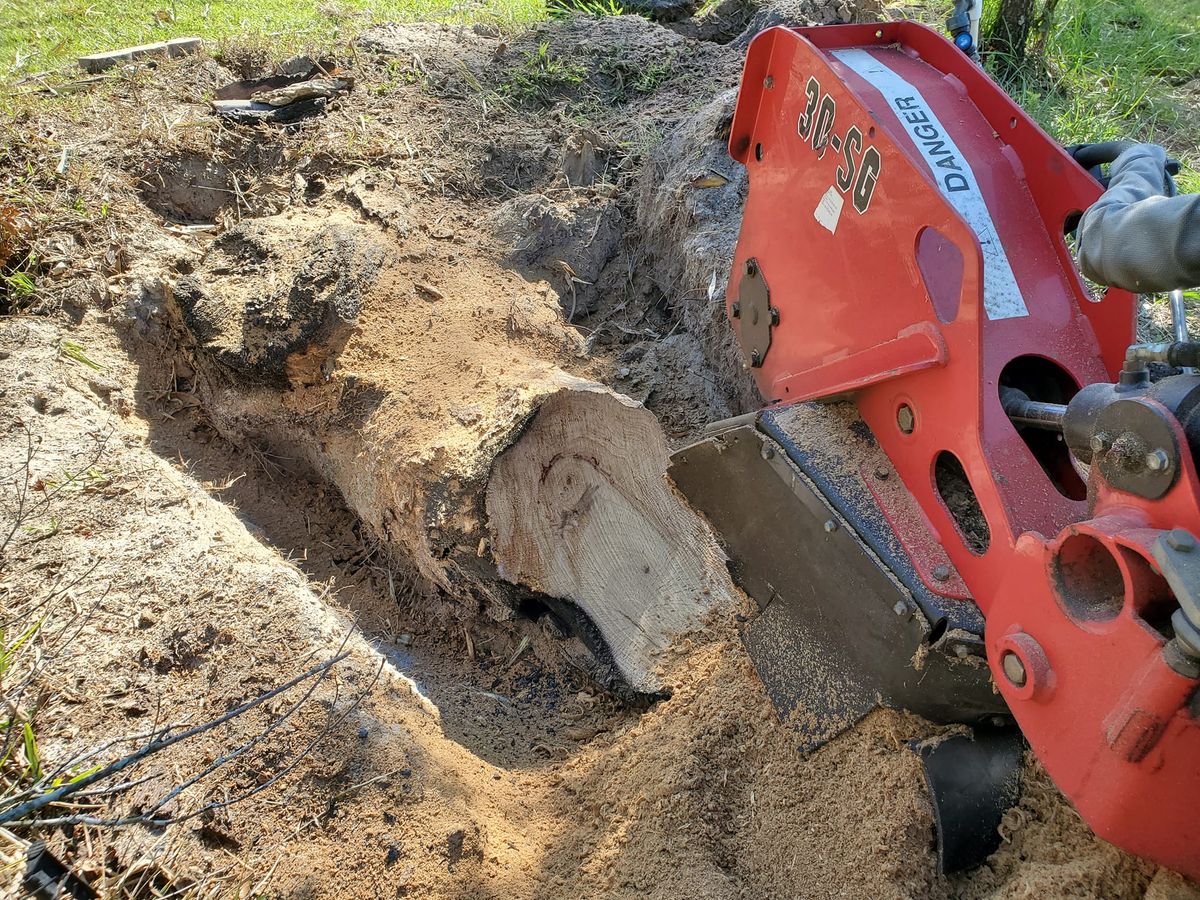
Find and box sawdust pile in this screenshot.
[2,2,1199,897]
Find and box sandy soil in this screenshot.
[2,4,1199,898]
[0,314,1185,898]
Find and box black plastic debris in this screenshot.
[211,96,330,125]
[23,842,97,900]
[211,66,354,126]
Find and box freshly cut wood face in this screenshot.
[486,382,738,692]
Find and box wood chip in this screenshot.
[257,77,354,107]
[415,282,444,301]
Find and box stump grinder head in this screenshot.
[670,22,1200,877]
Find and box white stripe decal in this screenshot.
[831,49,1029,320]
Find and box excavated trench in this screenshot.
[142,398,634,769]
[104,9,773,738]
[111,11,783,689]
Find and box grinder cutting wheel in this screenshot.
[667,20,1200,878]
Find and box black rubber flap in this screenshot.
[24,841,97,900]
[912,728,1025,874]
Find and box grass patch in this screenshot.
[595,48,678,100]
[893,0,1200,190]
[0,0,547,78]
[1006,0,1200,190]
[547,0,626,15]
[501,40,588,103]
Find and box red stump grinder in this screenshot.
[670,21,1200,877]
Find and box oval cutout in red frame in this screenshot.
[915,226,964,324]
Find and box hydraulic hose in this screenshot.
[1126,342,1200,370]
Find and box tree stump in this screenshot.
[158,207,737,693]
[487,386,738,692]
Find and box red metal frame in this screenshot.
[727,22,1199,877]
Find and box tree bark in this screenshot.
[985,0,1036,69]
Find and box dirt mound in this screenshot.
[491,193,623,320]
[637,86,761,419]
[3,4,1198,898]
[174,213,384,385]
[541,643,943,900]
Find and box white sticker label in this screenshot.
[831,48,1029,320]
[814,185,845,234]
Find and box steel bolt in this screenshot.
[760,443,775,461]
[893,600,908,617]
[1090,432,1111,454]
[1145,449,1171,471]
[731,302,741,319]
[954,644,970,659]
[745,259,758,277]
[823,519,838,533]
[931,564,951,582]
[874,466,889,480]
[1167,529,1196,553]
[1001,651,1027,688]
[896,404,915,435]
[750,349,762,367]
[763,75,775,90]
[769,306,780,326]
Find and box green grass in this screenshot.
[1002,0,1200,190]
[0,0,546,78]
[500,39,588,103]
[894,0,1200,191]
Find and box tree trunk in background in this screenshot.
[985,0,1035,69]
[1033,0,1061,55]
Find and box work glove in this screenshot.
[1074,144,1200,293]
[1066,141,1180,195]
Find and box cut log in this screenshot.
[78,37,202,74]
[153,205,736,693]
[486,387,737,692]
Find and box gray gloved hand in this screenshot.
[1075,143,1200,293]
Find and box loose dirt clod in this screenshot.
[491,193,623,320]
[171,211,383,386]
